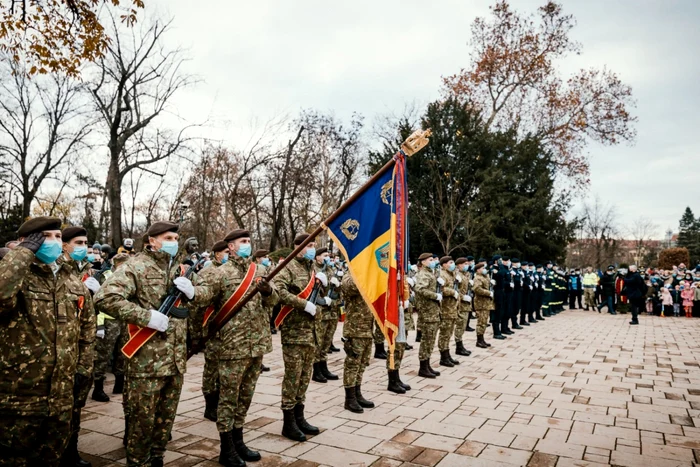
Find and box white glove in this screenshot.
[489,291,494,298]
[520,271,525,277]
[330,277,340,287]
[147,310,169,332]
[490,279,496,285]
[437,277,445,286]
[84,277,101,293]
[173,277,195,299]
[403,300,410,309]
[406,277,415,287]
[510,282,514,288]
[323,296,332,306]
[529,285,533,290]
[455,275,462,283]
[336,270,344,277]
[96,329,105,339]
[510,270,515,276]
[410,291,415,299]
[435,293,443,302]
[469,279,474,286]
[463,294,472,303]
[304,301,317,316]
[315,272,328,287]
[541,284,545,289]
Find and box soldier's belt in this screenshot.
[274,272,315,329]
[203,263,257,328]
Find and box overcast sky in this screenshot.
[151,0,700,238]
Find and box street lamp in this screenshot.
[178,203,189,224]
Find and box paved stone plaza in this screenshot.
[79,310,700,466]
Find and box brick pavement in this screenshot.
[79,310,700,466]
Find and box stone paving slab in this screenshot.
[80,310,700,466]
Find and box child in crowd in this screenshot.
[671,285,682,317]
[661,285,673,317]
[645,280,655,314]
[681,281,695,317]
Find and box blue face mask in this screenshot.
[87,254,95,263]
[262,258,271,267]
[481,268,489,275]
[159,240,179,257]
[36,240,63,264]
[323,257,331,265]
[221,255,229,264]
[304,247,316,261]
[448,263,456,272]
[236,243,252,258]
[428,261,438,270]
[70,245,88,262]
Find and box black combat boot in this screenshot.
[387,370,406,394]
[204,391,219,422]
[374,343,387,359]
[150,458,164,467]
[261,363,270,372]
[60,432,92,467]
[355,385,374,408]
[112,374,124,394]
[320,361,338,381]
[448,350,460,365]
[455,341,471,356]
[397,370,411,391]
[404,341,413,350]
[218,430,246,467]
[439,349,454,367]
[520,314,530,326]
[528,313,537,323]
[91,379,110,402]
[418,360,435,378]
[492,321,506,339]
[312,362,327,383]
[281,409,306,442]
[232,426,261,462]
[476,334,488,349]
[344,386,364,413]
[536,309,545,320]
[415,330,422,342]
[329,343,340,352]
[294,404,319,435]
[428,361,440,376]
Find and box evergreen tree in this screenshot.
[677,207,700,264]
[0,203,24,246]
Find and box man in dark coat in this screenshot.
[624,265,646,325]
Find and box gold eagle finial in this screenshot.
[401,129,432,156]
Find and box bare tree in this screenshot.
[89,13,197,246]
[628,216,659,265]
[574,197,620,269]
[0,55,94,217]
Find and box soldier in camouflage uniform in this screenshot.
[194,240,229,423]
[272,234,322,442]
[202,230,278,466]
[92,253,130,404]
[59,226,103,467]
[311,247,340,383]
[472,261,493,348]
[94,221,211,467]
[0,217,96,467]
[414,253,442,378]
[453,257,473,357]
[386,281,412,394]
[254,248,273,373]
[437,256,460,367]
[340,273,375,413]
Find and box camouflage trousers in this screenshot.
[343,337,371,387]
[454,305,469,342]
[94,319,121,380]
[65,371,93,458]
[373,322,384,344]
[217,356,262,432]
[113,320,129,376]
[202,339,220,396]
[125,374,183,466]
[387,342,406,370]
[281,344,314,410]
[417,321,438,361]
[476,309,489,335]
[0,410,72,467]
[314,316,337,363]
[438,317,456,351]
[405,308,415,331]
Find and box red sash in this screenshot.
[121,265,188,359]
[274,272,316,329]
[203,263,257,328]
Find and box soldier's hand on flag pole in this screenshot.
[406,277,415,287]
[316,272,328,287]
[403,300,410,309]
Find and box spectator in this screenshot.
[671,285,682,317]
[568,269,583,309]
[597,266,617,315]
[681,282,694,318]
[582,267,598,311]
[661,285,673,317]
[623,265,646,325]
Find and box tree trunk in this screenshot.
[106,155,123,247]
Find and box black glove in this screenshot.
[73,372,90,400]
[256,279,273,296]
[18,232,45,253]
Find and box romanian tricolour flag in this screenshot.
[324,152,409,368]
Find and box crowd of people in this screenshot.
[1,216,692,467]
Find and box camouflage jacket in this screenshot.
[440,268,459,319]
[0,247,96,416]
[61,256,94,280]
[341,272,374,339]
[457,270,471,311]
[94,248,211,378]
[189,261,225,341]
[472,272,493,312]
[414,268,440,323]
[205,256,278,360]
[272,256,319,346]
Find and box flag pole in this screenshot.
[188,129,431,359]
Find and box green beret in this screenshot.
[212,241,228,253]
[224,229,250,242]
[61,226,87,242]
[146,221,179,237]
[17,216,62,237]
